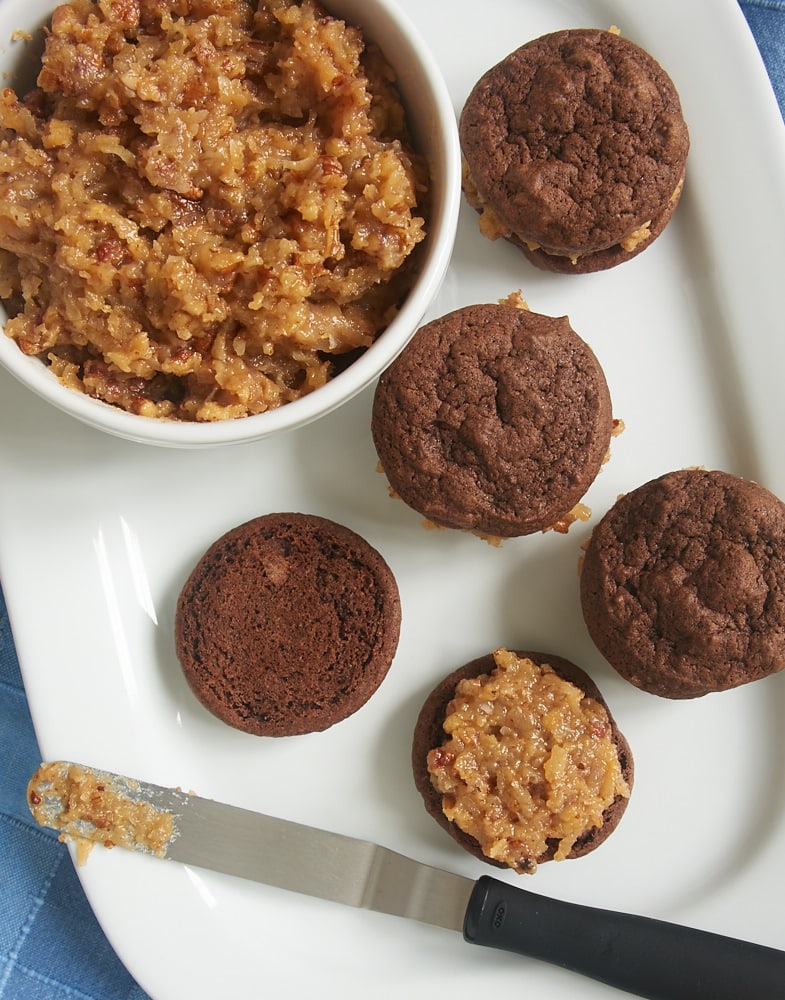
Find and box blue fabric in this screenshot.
[739,0,785,116]
[0,5,783,998]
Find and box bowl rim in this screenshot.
[0,0,462,448]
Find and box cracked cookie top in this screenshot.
[460,28,689,258]
[371,303,613,537]
[580,469,785,698]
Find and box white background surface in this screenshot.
[2,1,785,997]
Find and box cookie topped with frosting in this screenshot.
[412,649,633,873]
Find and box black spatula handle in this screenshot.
[463,875,784,999]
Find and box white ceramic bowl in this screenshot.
[0,0,460,447]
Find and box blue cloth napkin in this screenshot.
[1,3,784,997]
[741,0,785,113]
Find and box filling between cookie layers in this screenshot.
[426,649,630,873]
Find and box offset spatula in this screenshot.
[28,761,785,1000]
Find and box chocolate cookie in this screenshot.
[580,469,785,698]
[460,28,689,272]
[175,513,401,736]
[412,649,633,873]
[371,303,613,537]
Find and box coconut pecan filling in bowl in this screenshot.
[0,0,459,444]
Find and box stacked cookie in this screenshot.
[372,301,614,538]
[460,28,690,273]
[580,469,785,698]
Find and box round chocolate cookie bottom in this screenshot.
[175,513,401,736]
[371,304,613,537]
[412,651,633,871]
[580,469,785,698]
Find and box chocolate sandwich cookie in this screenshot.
[460,28,689,273]
[175,513,401,736]
[371,302,614,537]
[412,649,633,873]
[580,469,785,698]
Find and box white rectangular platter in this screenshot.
[1,1,785,997]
